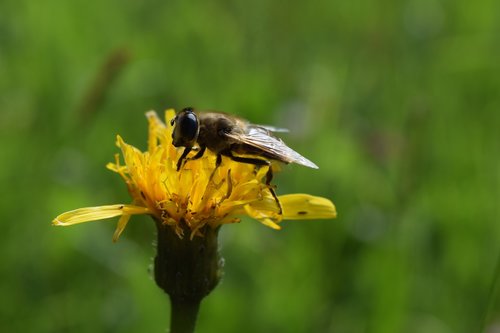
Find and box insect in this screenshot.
[170,107,319,213]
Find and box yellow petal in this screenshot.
[279,194,337,220]
[244,205,282,229]
[259,218,282,230]
[146,110,166,153]
[164,109,176,126]
[112,214,132,242]
[52,204,150,226]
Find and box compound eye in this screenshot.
[178,111,198,141]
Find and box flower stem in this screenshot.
[154,219,222,332]
[169,296,201,333]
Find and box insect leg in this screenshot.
[176,146,192,171]
[222,151,283,215]
[264,166,283,215]
[215,153,222,168]
[223,154,269,166]
[208,153,222,182]
[189,145,206,161]
[182,146,207,168]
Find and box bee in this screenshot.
[170,107,319,213]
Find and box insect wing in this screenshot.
[225,126,318,169]
[255,124,289,133]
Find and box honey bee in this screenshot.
[170,107,319,213]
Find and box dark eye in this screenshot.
[178,112,198,141]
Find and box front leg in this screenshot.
[188,145,206,161]
[176,146,192,171]
[178,146,207,171]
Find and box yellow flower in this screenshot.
[52,109,337,241]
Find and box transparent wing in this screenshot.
[255,124,289,133]
[225,126,318,169]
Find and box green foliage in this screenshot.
[1,0,499,332]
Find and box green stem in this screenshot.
[153,219,222,332]
[169,297,201,333]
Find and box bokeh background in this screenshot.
[1,0,499,332]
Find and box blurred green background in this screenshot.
[1,0,499,332]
